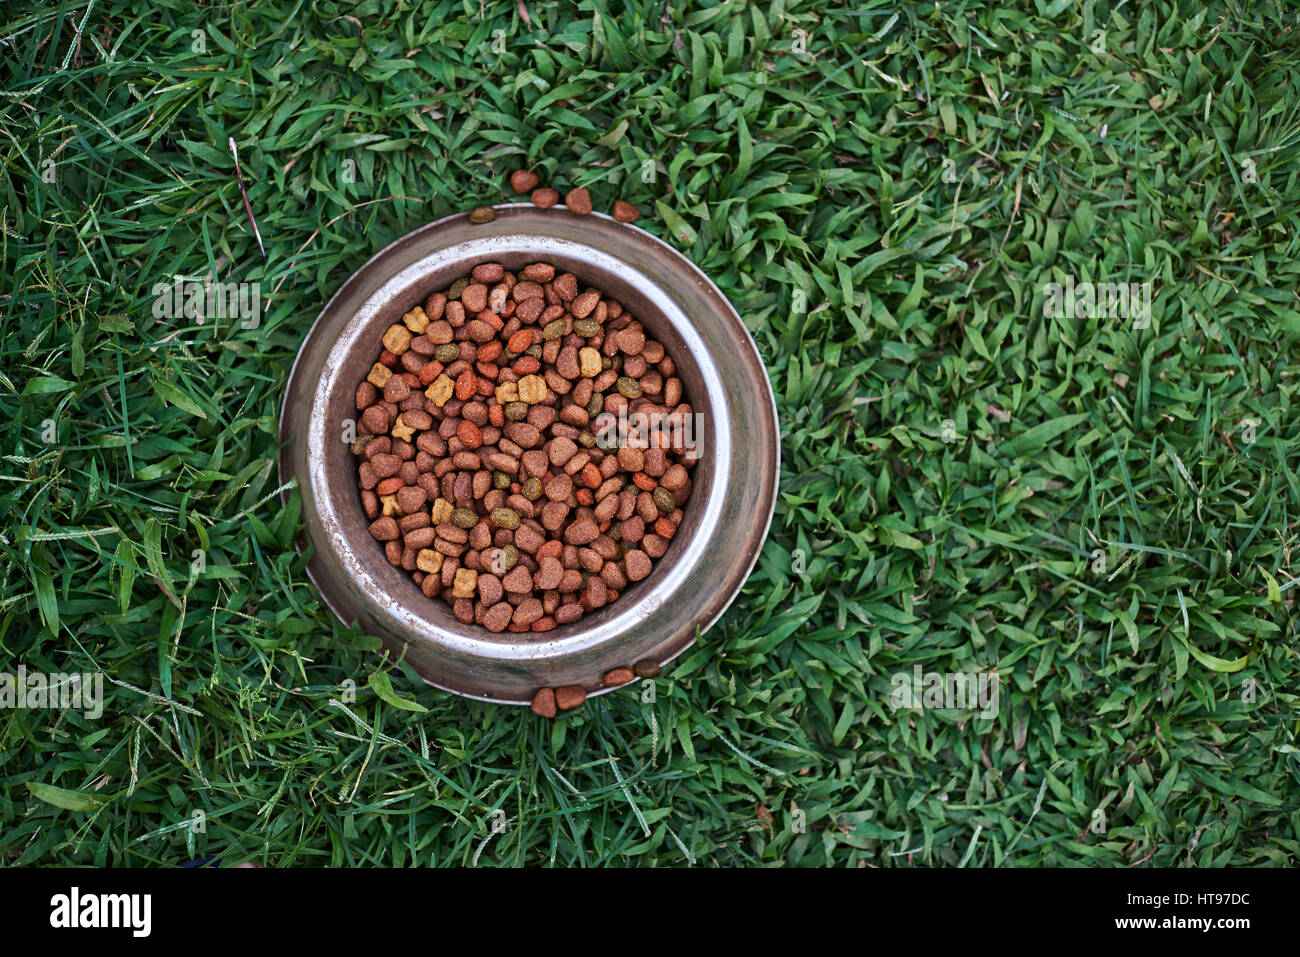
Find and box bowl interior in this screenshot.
[325,249,719,647]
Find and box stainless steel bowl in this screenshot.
[278,204,779,704]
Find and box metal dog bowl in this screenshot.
[278,204,779,704]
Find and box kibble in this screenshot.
[351,260,697,697]
[510,169,540,194]
[564,187,593,215]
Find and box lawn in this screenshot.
[2,0,1298,866]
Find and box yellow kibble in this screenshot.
[517,374,547,404]
[402,306,430,334]
[430,498,454,524]
[578,347,602,378]
[416,549,443,574]
[425,373,454,406]
[495,381,519,404]
[390,414,416,442]
[382,323,412,355]
[452,567,478,599]
[380,494,399,517]
[367,362,392,388]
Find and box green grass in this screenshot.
[2,0,1299,866]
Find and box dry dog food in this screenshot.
[351,260,698,641]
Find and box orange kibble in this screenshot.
[581,462,602,489]
[418,360,444,385]
[458,420,482,449]
[632,472,657,491]
[507,329,533,353]
[531,616,557,633]
[379,348,398,367]
[537,539,562,561]
[376,477,403,496]
[488,403,505,427]
[654,518,676,539]
[455,369,477,401]
[478,340,503,363]
[512,356,541,375]
[576,488,594,506]
[484,313,504,331]
[476,362,499,378]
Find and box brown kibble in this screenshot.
[612,201,639,223]
[502,564,533,593]
[555,603,583,624]
[368,517,399,541]
[624,549,651,581]
[530,687,556,717]
[564,513,599,545]
[564,187,592,215]
[555,685,587,710]
[531,187,560,208]
[660,463,688,490]
[535,556,564,591]
[510,169,540,194]
[396,486,427,514]
[603,667,634,687]
[483,601,514,632]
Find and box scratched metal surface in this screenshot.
[278,205,779,704]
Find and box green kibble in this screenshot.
[469,206,496,224]
[526,344,543,358]
[448,277,470,299]
[451,507,479,529]
[521,477,543,500]
[542,319,566,340]
[492,470,512,490]
[504,401,529,421]
[653,487,676,513]
[577,431,596,448]
[573,319,600,337]
[435,343,460,362]
[586,393,604,418]
[611,355,623,372]
[617,376,642,398]
[490,507,521,530]
[500,545,519,571]
[633,659,661,678]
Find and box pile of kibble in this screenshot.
[351,170,685,715]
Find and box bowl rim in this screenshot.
[279,204,780,703]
